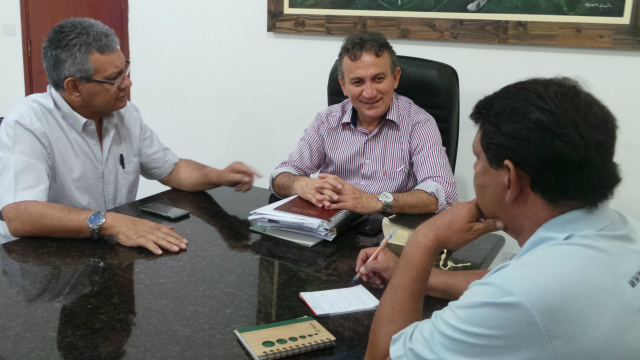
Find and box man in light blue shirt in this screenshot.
[0,18,259,255]
[365,78,639,359]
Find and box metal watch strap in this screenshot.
[87,211,106,240]
[378,192,394,213]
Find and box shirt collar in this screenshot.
[49,85,119,132]
[513,203,615,260]
[49,86,91,133]
[344,93,402,128]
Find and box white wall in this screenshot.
[1,0,639,223]
[0,0,25,113]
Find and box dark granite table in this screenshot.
[0,187,501,360]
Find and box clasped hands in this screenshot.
[295,173,381,214]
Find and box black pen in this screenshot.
[120,154,125,169]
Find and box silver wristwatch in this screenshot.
[87,211,106,240]
[378,192,394,213]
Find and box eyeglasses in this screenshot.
[82,60,131,88]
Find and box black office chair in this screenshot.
[327,55,459,172]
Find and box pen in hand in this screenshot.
[352,227,398,283]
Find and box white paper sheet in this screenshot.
[299,285,379,316]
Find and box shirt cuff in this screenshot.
[0,156,49,211]
[413,181,448,213]
[144,152,179,181]
[268,166,305,197]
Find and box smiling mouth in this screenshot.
[362,98,381,106]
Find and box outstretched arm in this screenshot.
[159,159,260,193]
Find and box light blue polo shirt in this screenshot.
[390,204,640,360]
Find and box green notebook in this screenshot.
[234,316,336,359]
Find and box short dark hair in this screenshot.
[337,31,397,81]
[42,18,120,91]
[470,77,621,209]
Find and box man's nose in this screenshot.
[362,82,375,98]
[120,74,132,89]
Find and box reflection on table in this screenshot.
[0,187,499,359]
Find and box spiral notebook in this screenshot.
[234,316,335,360]
[274,196,347,223]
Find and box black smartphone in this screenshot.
[140,202,190,220]
[355,218,383,236]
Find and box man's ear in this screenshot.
[63,77,83,99]
[503,159,526,203]
[393,66,401,90]
[338,76,347,97]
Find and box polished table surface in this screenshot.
[0,187,500,359]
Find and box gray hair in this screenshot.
[337,31,397,81]
[42,18,120,91]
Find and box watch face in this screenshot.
[88,212,105,226]
[379,192,393,202]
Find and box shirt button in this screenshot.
[365,160,370,164]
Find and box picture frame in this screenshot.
[267,0,640,50]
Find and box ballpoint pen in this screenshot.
[352,227,398,283]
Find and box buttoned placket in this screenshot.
[101,118,116,209]
[83,120,108,210]
[357,122,383,189]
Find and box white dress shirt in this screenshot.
[0,86,179,217]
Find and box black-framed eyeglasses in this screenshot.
[81,60,131,87]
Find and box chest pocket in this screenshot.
[111,154,141,206]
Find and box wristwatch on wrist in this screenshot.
[378,192,394,213]
[87,211,106,240]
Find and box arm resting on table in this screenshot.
[2,201,188,255]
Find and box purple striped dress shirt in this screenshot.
[270,94,458,212]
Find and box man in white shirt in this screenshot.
[0,18,259,255]
[365,77,639,359]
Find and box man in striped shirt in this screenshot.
[270,32,457,215]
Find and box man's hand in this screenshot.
[287,176,330,208]
[315,173,381,214]
[218,162,261,192]
[355,247,398,289]
[103,213,188,255]
[413,199,505,252]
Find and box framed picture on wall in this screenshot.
[267,0,640,50]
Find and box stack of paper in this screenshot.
[249,196,359,246]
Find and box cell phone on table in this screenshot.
[140,202,190,220]
[356,218,383,236]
